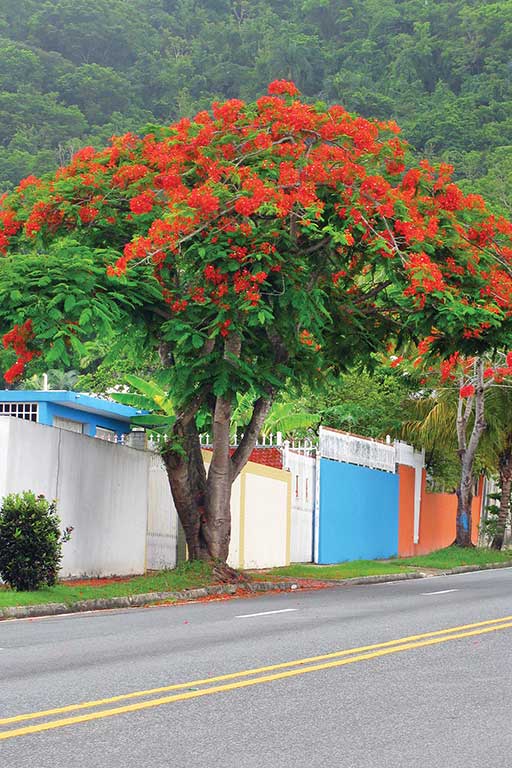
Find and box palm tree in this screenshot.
[114,380,320,444]
[109,375,176,437]
[20,369,80,391]
[231,391,320,441]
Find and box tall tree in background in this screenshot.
[1,83,512,564]
[401,354,512,547]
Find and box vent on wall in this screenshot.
[0,402,38,422]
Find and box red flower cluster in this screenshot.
[129,192,155,215]
[78,205,99,224]
[404,252,446,304]
[267,80,300,96]
[17,175,42,192]
[25,201,64,237]
[2,320,38,383]
[440,352,461,382]
[112,164,150,188]
[2,82,512,383]
[459,384,475,398]
[0,209,21,253]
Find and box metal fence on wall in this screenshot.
[318,426,396,473]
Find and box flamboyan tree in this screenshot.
[401,353,512,548]
[2,81,512,565]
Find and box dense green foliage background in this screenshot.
[0,0,511,212]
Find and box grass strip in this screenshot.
[2,546,511,609]
[258,546,512,581]
[391,545,512,570]
[255,560,414,581]
[0,561,214,608]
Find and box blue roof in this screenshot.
[0,391,146,422]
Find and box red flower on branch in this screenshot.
[78,205,99,224]
[459,384,475,398]
[129,192,155,215]
[2,320,39,383]
[267,80,300,96]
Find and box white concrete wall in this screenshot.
[0,417,150,577]
[0,420,291,577]
[0,419,9,505]
[146,453,177,570]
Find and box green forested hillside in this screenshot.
[0,0,511,210]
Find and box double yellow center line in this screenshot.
[2,614,512,741]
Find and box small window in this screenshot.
[53,416,84,434]
[95,427,117,442]
[0,402,38,422]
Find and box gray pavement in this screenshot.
[1,567,512,767]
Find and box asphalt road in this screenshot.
[1,567,512,767]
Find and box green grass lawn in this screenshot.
[0,561,214,608]
[257,546,512,581]
[390,546,512,570]
[256,560,414,581]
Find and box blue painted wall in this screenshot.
[317,458,399,563]
[43,403,128,438]
[0,391,141,439]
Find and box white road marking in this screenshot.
[236,608,298,619]
[421,588,459,596]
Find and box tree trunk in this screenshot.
[162,418,210,561]
[204,394,233,562]
[162,333,274,566]
[491,444,512,550]
[455,460,474,547]
[455,358,486,547]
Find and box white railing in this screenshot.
[144,431,315,453]
[318,425,396,473]
[199,432,286,448]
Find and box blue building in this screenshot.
[0,390,145,441]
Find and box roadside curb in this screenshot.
[315,572,424,587]
[2,561,511,620]
[435,561,512,575]
[305,560,512,586]
[0,580,300,620]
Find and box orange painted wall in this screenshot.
[398,467,482,557]
[398,465,416,557]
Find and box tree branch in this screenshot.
[176,385,210,427]
[230,395,273,480]
[466,357,486,463]
[352,280,393,305]
[299,236,331,255]
[457,376,470,454]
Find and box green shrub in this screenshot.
[0,492,72,591]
